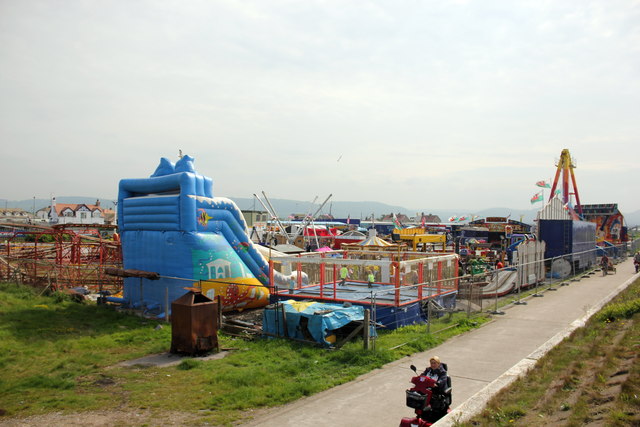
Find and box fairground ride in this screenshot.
[549,148,583,214]
[0,223,122,293]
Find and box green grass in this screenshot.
[0,281,489,425]
[0,283,172,416]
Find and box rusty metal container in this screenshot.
[170,288,219,354]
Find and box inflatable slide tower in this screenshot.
[117,155,270,316]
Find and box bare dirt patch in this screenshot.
[0,409,203,427]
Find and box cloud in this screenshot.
[0,0,639,213]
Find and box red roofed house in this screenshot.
[380,212,411,224]
[38,198,106,225]
[0,208,33,224]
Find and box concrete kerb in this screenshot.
[435,272,639,426]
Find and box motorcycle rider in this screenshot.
[634,251,640,272]
[601,253,610,275]
[418,355,451,421]
[401,358,451,427]
[420,356,448,394]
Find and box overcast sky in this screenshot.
[1,0,639,214]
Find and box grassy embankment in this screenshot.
[460,277,640,427]
[0,281,488,426]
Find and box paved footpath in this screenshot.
[245,258,639,427]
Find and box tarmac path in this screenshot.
[244,257,639,427]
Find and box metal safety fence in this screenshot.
[364,240,634,350]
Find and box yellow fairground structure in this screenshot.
[393,228,447,251]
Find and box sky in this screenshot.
[1,0,639,214]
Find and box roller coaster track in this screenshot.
[0,223,123,292]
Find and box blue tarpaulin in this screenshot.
[263,300,371,346]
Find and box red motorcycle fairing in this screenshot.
[411,375,438,392]
[399,416,433,427]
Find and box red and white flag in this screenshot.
[530,192,544,204]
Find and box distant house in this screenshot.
[37,198,106,225]
[241,209,269,228]
[102,208,116,225]
[0,208,33,224]
[418,213,442,223]
[381,212,411,224]
[316,214,335,221]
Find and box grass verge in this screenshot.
[0,281,488,426]
[458,277,640,426]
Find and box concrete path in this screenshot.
[244,258,639,427]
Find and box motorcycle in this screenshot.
[635,260,639,274]
[399,364,452,427]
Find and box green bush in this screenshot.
[38,234,54,243]
[52,291,73,303]
[596,298,640,322]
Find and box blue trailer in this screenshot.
[538,219,596,271]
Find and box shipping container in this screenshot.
[538,219,596,271]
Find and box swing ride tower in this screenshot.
[548,148,583,214]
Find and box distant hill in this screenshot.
[6,196,639,227]
[232,197,412,220]
[229,197,541,224]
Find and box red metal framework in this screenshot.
[0,223,122,293]
[549,148,583,214]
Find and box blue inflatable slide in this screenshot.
[117,155,270,316]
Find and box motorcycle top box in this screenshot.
[406,390,428,409]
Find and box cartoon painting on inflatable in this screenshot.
[581,204,627,244]
[117,155,273,315]
[594,214,624,243]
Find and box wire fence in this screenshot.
[3,233,637,350]
[366,239,636,350]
